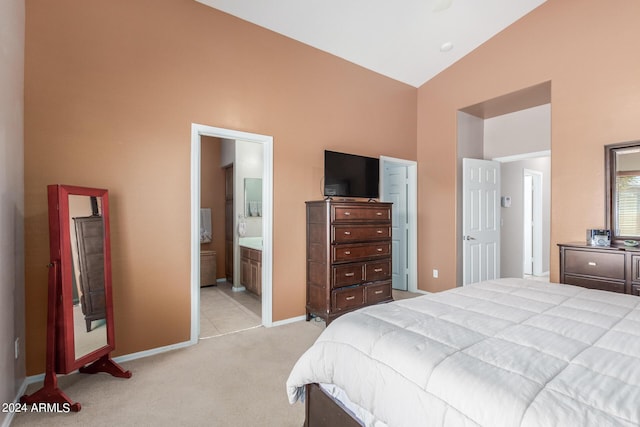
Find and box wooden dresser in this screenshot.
[306,200,393,324]
[73,216,106,332]
[558,242,640,295]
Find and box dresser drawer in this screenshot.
[332,286,364,311]
[563,275,625,293]
[563,249,625,280]
[332,263,364,288]
[632,255,640,283]
[332,242,391,263]
[365,259,391,282]
[332,225,391,243]
[332,205,391,222]
[365,282,392,304]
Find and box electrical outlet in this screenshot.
[14,337,19,359]
[433,269,439,278]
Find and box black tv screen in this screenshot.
[324,150,379,199]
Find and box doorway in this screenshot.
[379,156,418,293]
[190,124,273,345]
[523,169,543,276]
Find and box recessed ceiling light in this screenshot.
[440,42,454,52]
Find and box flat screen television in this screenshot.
[324,150,379,199]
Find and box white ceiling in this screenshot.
[195,0,547,87]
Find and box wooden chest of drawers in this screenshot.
[558,242,640,294]
[306,200,393,324]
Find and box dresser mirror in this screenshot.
[606,141,640,241]
[21,185,130,412]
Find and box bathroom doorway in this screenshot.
[198,138,264,338]
[190,124,273,345]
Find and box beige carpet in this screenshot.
[14,290,419,426]
[13,320,325,427]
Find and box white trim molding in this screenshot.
[190,124,274,346]
[492,150,550,163]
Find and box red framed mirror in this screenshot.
[21,185,130,411]
[51,184,115,371]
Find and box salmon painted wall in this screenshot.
[417,0,640,292]
[24,0,416,373]
[200,136,225,278]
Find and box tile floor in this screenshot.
[199,281,262,338]
[199,283,422,338]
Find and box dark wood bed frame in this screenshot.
[304,383,363,427]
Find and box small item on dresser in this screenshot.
[586,228,611,246]
[624,240,639,247]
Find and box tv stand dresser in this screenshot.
[306,200,393,324]
[558,242,640,295]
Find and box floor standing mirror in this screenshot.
[21,184,131,411]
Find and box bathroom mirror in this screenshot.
[21,185,130,411]
[244,178,262,217]
[606,141,640,241]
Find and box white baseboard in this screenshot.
[270,315,306,327]
[23,339,194,387]
[112,340,193,364]
[2,377,29,427]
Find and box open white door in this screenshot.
[524,169,543,276]
[380,156,418,293]
[463,158,501,285]
[382,163,408,290]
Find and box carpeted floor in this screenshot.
[13,320,325,427]
[13,289,419,426]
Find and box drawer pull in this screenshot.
[377,230,383,234]
[588,261,597,266]
[376,212,383,216]
[345,296,355,301]
[374,290,383,295]
[344,272,355,277]
[344,212,351,216]
[343,231,351,235]
[377,248,383,252]
[344,251,351,255]
[374,268,383,272]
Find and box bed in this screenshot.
[286,278,640,426]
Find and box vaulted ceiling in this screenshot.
[195,0,547,87]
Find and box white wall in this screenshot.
[0,0,25,423]
[235,140,264,238]
[484,103,551,278]
[220,139,264,287]
[484,104,551,159]
[500,157,551,278]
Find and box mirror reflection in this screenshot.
[68,194,107,359]
[244,178,262,217]
[613,148,640,237]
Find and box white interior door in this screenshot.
[523,174,533,275]
[524,169,543,276]
[463,158,501,285]
[382,164,408,290]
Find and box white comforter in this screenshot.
[287,278,640,426]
